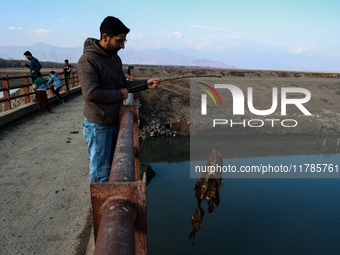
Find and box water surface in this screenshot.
[141,136,340,255]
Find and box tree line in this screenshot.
[0,58,74,68]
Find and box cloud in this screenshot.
[79,33,88,37]
[330,52,340,57]
[128,31,184,49]
[172,31,182,39]
[189,25,225,32]
[125,27,321,59]
[129,32,145,40]
[290,46,317,54]
[8,26,23,30]
[26,28,51,35]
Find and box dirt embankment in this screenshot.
[134,67,340,138]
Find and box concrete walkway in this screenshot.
[0,95,92,255]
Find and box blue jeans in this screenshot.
[83,118,119,183]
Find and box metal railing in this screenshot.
[0,72,79,111]
[90,66,147,255]
[90,94,147,255]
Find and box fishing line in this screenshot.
[128,74,222,93]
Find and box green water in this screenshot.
[140,136,340,255]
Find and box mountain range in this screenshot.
[0,43,235,69]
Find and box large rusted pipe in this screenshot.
[95,199,136,255]
[93,96,142,254]
[94,106,137,254]
[125,93,134,105]
[109,106,135,182]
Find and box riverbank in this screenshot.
[133,67,340,137]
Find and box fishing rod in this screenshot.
[128,74,222,93]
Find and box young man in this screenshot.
[77,16,161,183]
[21,51,42,101]
[21,51,42,83]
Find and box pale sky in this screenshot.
[1,0,339,71]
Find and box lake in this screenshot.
[140,136,340,255]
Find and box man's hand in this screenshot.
[21,62,25,67]
[120,88,129,99]
[147,78,162,89]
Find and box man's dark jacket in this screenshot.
[77,38,147,126]
[25,57,41,78]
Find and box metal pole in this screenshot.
[1,75,11,110]
[95,199,136,255]
[109,106,136,183]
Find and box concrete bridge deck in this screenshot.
[0,94,92,255]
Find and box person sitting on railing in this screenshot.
[48,71,64,103]
[77,16,162,183]
[33,72,52,114]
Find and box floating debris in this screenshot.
[189,207,205,244]
[189,149,223,244]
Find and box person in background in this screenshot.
[48,71,64,103]
[63,59,72,93]
[21,51,42,101]
[77,16,162,183]
[33,71,52,114]
[21,51,42,83]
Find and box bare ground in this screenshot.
[0,95,91,255]
[133,67,340,136]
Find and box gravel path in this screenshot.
[0,95,92,255]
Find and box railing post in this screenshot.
[1,75,11,110]
[23,74,30,104]
[76,72,79,86]
[71,72,75,88]
[58,72,64,91]
[129,67,135,81]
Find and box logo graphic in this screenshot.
[197,82,222,115]
[197,82,312,128]
[200,84,312,116]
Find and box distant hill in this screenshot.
[0,43,236,68]
[0,43,82,63]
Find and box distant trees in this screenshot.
[0,58,75,68]
[0,58,20,68]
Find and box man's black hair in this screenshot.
[23,51,32,56]
[100,16,130,38]
[50,71,55,74]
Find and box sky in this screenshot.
[1,0,340,71]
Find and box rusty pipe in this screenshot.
[109,106,135,182]
[95,199,136,255]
